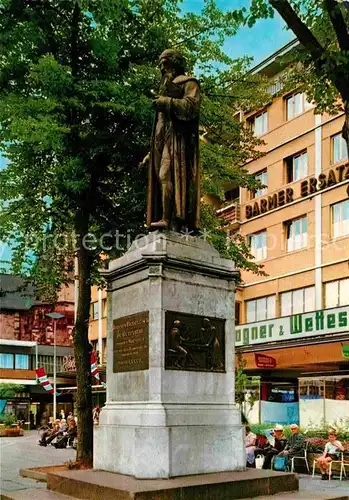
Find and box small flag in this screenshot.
[35,367,61,395]
[90,352,106,388]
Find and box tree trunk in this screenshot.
[73,225,93,467]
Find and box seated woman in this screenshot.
[245,426,257,467]
[316,430,344,480]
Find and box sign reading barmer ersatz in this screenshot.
[113,312,149,372]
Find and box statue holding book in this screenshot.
[143,49,201,232]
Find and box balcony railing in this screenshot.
[217,202,241,229]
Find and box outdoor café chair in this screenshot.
[328,453,348,481]
[290,440,310,473]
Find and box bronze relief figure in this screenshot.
[145,49,201,232]
[165,312,225,372]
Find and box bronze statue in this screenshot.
[144,49,201,231]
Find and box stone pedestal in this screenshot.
[94,231,244,479]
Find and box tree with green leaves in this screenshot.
[0,0,268,466]
[249,0,349,150]
[0,383,25,399]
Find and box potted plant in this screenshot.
[0,414,21,437]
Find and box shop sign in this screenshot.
[245,163,349,220]
[342,344,349,359]
[62,355,76,372]
[255,353,276,368]
[236,306,349,347]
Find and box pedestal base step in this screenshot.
[241,493,348,500]
[46,469,299,500]
[2,488,347,500]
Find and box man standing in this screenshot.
[145,49,201,232]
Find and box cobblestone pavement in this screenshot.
[299,472,349,494]
[1,432,348,497]
[0,430,75,494]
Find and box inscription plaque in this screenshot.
[113,312,149,373]
[165,311,225,372]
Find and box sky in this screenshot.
[183,0,294,67]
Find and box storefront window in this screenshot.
[38,355,65,374]
[0,353,14,369]
[15,354,29,370]
[325,278,349,308]
[281,286,315,316]
[246,295,275,323]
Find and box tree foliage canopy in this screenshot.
[0,0,271,289]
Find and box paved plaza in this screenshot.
[0,431,348,497]
[0,430,75,494]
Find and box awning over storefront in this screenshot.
[239,340,349,374]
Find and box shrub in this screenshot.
[305,437,349,453]
[0,414,17,427]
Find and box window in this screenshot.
[332,133,348,164]
[249,231,267,261]
[15,354,29,370]
[281,286,315,316]
[235,302,241,325]
[332,200,349,238]
[92,302,99,320]
[38,355,65,374]
[251,170,268,198]
[286,92,311,120]
[285,216,307,252]
[0,353,14,369]
[285,151,308,182]
[250,111,268,137]
[325,278,349,308]
[225,186,239,202]
[246,295,276,323]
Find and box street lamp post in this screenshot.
[46,312,65,420]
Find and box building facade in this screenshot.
[222,44,349,427]
[0,274,75,425]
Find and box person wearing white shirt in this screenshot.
[245,426,257,467]
[316,431,344,479]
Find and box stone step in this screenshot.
[242,492,349,500]
[2,487,347,500]
[0,489,74,500]
[46,468,299,499]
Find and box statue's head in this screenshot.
[159,49,186,77]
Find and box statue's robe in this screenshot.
[146,74,201,230]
